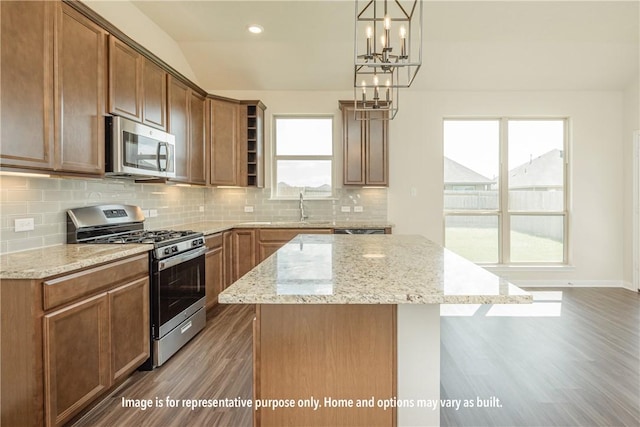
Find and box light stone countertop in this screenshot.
[218,234,532,305]
[0,244,152,280]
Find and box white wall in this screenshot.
[83,0,199,84]
[622,79,640,288]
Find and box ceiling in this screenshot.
[130,1,640,92]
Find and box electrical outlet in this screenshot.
[142,209,150,218]
[341,206,351,213]
[149,209,158,218]
[410,187,417,196]
[244,206,254,213]
[354,206,364,213]
[15,218,35,232]
[199,206,204,212]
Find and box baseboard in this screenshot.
[621,281,638,291]
[512,280,627,288]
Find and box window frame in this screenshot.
[271,114,335,200]
[443,117,570,266]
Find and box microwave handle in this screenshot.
[157,142,168,172]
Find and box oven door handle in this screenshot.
[158,247,206,271]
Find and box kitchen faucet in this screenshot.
[299,190,308,222]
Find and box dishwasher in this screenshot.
[334,228,386,235]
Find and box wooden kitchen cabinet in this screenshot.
[168,76,190,182]
[189,91,207,185]
[205,233,225,310]
[1,253,150,427]
[55,4,107,175]
[339,101,389,186]
[108,36,168,131]
[109,277,150,383]
[43,293,110,427]
[257,228,332,262]
[241,101,267,187]
[232,229,257,281]
[209,98,242,186]
[223,230,234,288]
[0,1,55,171]
[1,2,106,176]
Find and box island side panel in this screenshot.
[256,304,396,427]
[397,304,441,427]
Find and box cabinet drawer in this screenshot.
[205,233,223,249]
[43,254,149,311]
[258,228,331,242]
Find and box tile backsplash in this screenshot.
[0,175,387,254]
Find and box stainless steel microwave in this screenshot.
[106,116,176,179]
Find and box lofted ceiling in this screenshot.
[130,0,640,92]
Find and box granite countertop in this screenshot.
[218,234,532,305]
[0,244,152,280]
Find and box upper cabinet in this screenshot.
[189,91,207,185]
[209,98,241,186]
[242,101,266,188]
[168,76,190,182]
[108,36,167,131]
[0,1,106,176]
[339,101,389,186]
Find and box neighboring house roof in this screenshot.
[509,149,564,189]
[444,157,494,185]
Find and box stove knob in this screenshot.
[192,240,199,247]
[172,246,178,253]
[164,248,171,255]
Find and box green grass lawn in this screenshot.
[445,227,563,263]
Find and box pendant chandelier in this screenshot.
[353,0,423,119]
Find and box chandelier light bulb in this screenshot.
[399,25,406,39]
[373,75,379,86]
[384,14,391,30]
[366,26,373,38]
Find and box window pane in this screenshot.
[275,118,332,155]
[444,120,499,210]
[510,215,564,263]
[445,215,499,263]
[508,120,564,211]
[276,160,332,197]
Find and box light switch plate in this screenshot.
[142,209,150,218]
[341,206,351,213]
[199,206,205,212]
[15,218,35,232]
[149,209,158,217]
[354,206,364,213]
[244,206,254,213]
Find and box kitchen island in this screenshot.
[219,234,531,427]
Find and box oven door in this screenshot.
[152,246,206,338]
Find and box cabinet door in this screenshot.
[108,36,141,122]
[142,58,167,130]
[168,76,190,182]
[189,91,207,185]
[258,242,284,263]
[342,107,366,185]
[44,293,110,427]
[109,277,150,384]
[0,1,55,170]
[366,110,389,186]
[54,4,106,175]
[232,229,256,281]
[223,230,234,288]
[210,99,240,186]
[205,245,224,310]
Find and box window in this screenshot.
[273,116,334,198]
[444,118,568,265]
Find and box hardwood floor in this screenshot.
[441,287,640,427]
[71,304,254,427]
[72,288,639,427]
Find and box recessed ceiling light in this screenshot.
[247,25,264,34]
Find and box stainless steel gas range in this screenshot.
[67,204,206,369]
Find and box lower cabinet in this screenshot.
[257,229,333,263]
[1,253,150,427]
[43,293,110,427]
[205,233,225,310]
[232,229,257,282]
